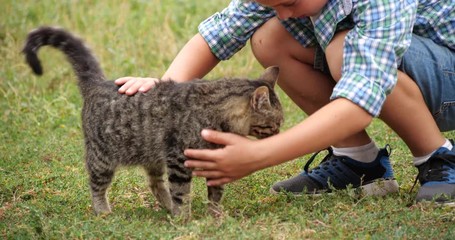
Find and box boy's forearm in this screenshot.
[162,33,220,82]
[258,98,373,169]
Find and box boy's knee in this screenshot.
[250,19,284,67]
[250,18,314,67]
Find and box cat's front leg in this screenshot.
[168,172,192,219]
[207,184,224,217]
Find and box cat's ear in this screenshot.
[251,86,271,110]
[258,66,279,88]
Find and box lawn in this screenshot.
[1,0,454,239]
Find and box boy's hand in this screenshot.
[184,129,265,186]
[115,77,160,95]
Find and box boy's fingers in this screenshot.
[192,170,223,178]
[118,79,136,93]
[184,157,218,168]
[117,78,160,94]
[125,80,147,95]
[200,129,240,146]
[138,79,159,92]
[114,77,133,85]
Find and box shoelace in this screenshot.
[410,153,455,193]
[303,147,334,173]
[303,144,391,174]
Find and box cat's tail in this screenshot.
[22,26,105,94]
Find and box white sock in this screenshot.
[413,139,453,166]
[332,141,379,163]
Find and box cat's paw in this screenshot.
[94,210,112,218]
[208,203,224,218]
[93,207,112,216]
[92,201,112,216]
[171,208,192,224]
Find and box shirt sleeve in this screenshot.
[198,0,276,60]
[331,0,418,117]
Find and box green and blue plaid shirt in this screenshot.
[198,0,455,117]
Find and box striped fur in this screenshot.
[23,26,284,217]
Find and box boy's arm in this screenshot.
[116,33,219,95]
[162,33,219,81]
[117,0,275,94]
[184,98,373,186]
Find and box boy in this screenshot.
[116,0,455,204]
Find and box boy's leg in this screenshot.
[397,35,455,204]
[315,30,455,203]
[379,72,445,156]
[324,31,446,157]
[252,18,398,196]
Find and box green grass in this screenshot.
[1,0,454,239]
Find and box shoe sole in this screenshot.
[270,179,400,197]
[441,202,455,207]
[416,200,455,207]
[361,179,399,196]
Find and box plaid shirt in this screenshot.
[198,0,455,117]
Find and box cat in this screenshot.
[22,26,284,217]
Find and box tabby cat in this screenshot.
[22,26,284,217]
